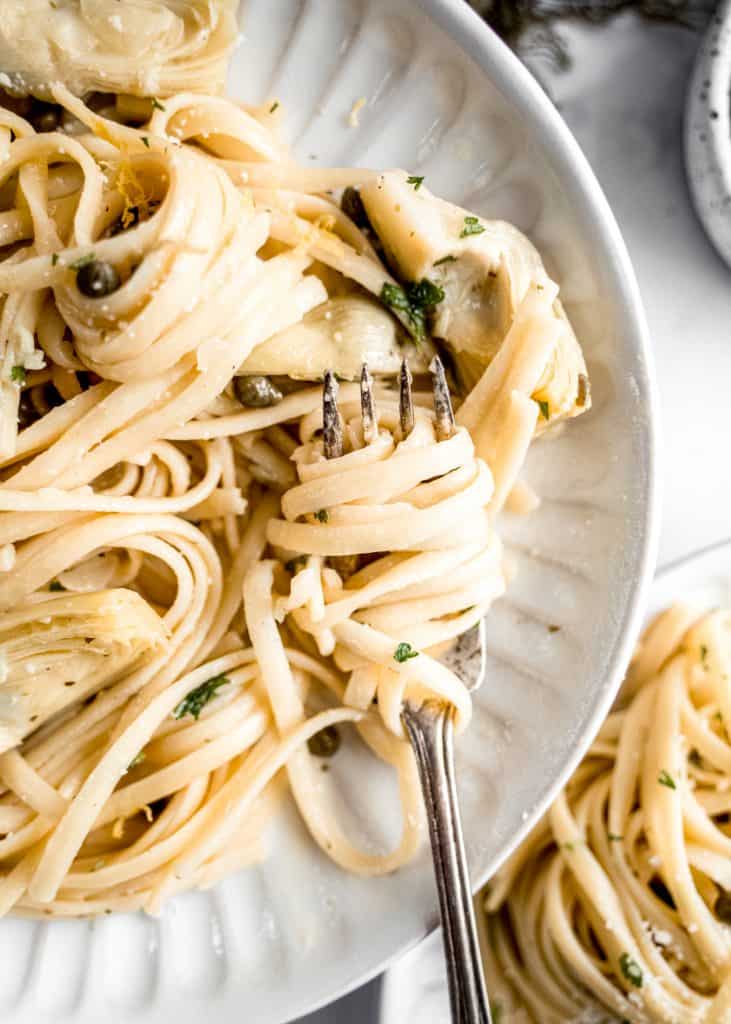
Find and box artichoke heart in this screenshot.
[0,589,166,753]
[360,171,589,422]
[239,294,435,381]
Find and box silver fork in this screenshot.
[322,361,492,1024]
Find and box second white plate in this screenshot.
[379,539,731,1024]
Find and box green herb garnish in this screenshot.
[658,769,676,790]
[608,832,624,842]
[619,952,643,988]
[151,98,166,111]
[406,175,424,190]
[70,252,96,271]
[51,252,59,266]
[307,725,340,758]
[489,1001,503,1024]
[379,278,445,341]
[128,751,146,770]
[394,642,419,664]
[49,580,65,592]
[433,254,456,266]
[314,509,329,523]
[269,101,280,113]
[538,399,550,421]
[700,644,709,669]
[10,365,26,385]
[460,215,485,238]
[173,674,230,720]
[141,136,151,148]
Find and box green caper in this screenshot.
[307,725,340,758]
[715,890,731,923]
[31,102,61,133]
[234,375,283,408]
[76,260,121,298]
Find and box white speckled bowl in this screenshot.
[685,0,731,266]
[0,3,657,1023]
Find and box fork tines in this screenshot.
[399,359,414,439]
[429,355,455,441]
[322,369,343,459]
[360,363,378,444]
[322,356,454,456]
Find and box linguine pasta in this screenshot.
[484,606,731,1024]
[0,74,587,917]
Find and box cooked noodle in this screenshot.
[0,77,586,917]
[484,606,731,1024]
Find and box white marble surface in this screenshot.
[304,10,731,1022]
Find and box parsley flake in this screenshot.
[433,254,456,266]
[460,215,485,238]
[700,644,709,668]
[49,580,65,592]
[379,278,445,341]
[269,101,280,113]
[394,642,419,663]
[173,675,229,720]
[406,175,424,190]
[314,509,329,523]
[658,769,676,790]
[538,399,550,421]
[619,952,643,988]
[151,98,166,111]
[51,252,59,266]
[10,365,26,385]
[141,136,151,148]
[128,751,146,770]
[70,252,96,271]
[608,832,624,842]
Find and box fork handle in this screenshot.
[402,702,492,1024]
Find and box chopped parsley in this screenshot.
[49,580,65,592]
[489,1001,503,1024]
[460,215,485,238]
[10,365,26,385]
[314,509,329,523]
[379,278,445,341]
[433,254,456,266]
[700,644,709,669]
[307,724,340,758]
[538,399,550,421]
[688,748,703,768]
[151,98,166,111]
[658,769,676,790]
[141,136,151,148]
[70,252,96,271]
[608,832,624,842]
[619,952,643,988]
[406,175,424,190]
[173,674,230,720]
[51,252,59,266]
[128,751,146,770]
[269,101,280,113]
[394,642,419,663]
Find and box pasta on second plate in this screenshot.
[484,605,731,1024]
[0,75,588,916]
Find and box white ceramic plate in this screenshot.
[0,2,657,1022]
[379,541,731,1024]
